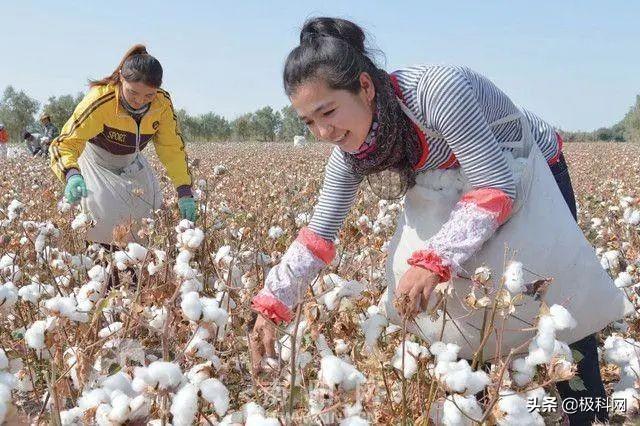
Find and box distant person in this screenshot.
[49,44,196,245]
[0,124,8,159]
[23,131,44,156]
[39,113,59,156]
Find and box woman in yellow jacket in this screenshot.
[50,45,196,244]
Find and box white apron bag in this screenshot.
[381,105,633,360]
[78,140,162,245]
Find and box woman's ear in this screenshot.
[359,72,376,104]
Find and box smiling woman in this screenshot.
[249,16,626,425]
[49,44,197,247]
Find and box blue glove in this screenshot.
[65,174,88,203]
[178,197,197,222]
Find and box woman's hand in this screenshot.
[249,314,277,373]
[394,266,440,319]
[178,196,197,222]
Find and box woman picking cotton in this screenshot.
[250,18,628,424]
[49,44,197,246]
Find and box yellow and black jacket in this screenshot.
[50,84,192,196]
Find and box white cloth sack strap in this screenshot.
[381,108,632,360]
[79,142,162,244]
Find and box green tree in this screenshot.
[279,105,307,142]
[621,95,640,143]
[0,86,39,140]
[197,112,231,141]
[231,113,253,141]
[250,106,281,142]
[42,92,84,130]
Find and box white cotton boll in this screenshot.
[113,250,130,271]
[174,261,197,280]
[106,391,132,423]
[319,355,365,391]
[78,388,110,411]
[615,271,635,288]
[430,341,461,363]
[126,243,148,264]
[246,413,281,426]
[200,378,230,416]
[70,212,90,230]
[98,322,123,339]
[392,341,430,379]
[57,199,72,213]
[88,265,108,283]
[437,360,490,395]
[503,261,524,293]
[600,250,621,270]
[295,212,311,227]
[496,391,544,426]
[44,296,89,323]
[170,384,198,426]
[213,245,232,265]
[200,298,229,328]
[603,335,639,365]
[340,416,370,426]
[213,165,227,176]
[181,291,202,321]
[511,358,536,386]
[147,306,167,332]
[0,282,18,312]
[321,275,365,310]
[591,217,603,228]
[442,394,483,426]
[59,407,83,425]
[0,350,7,370]
[360,313,388,354]
[25,317,56,349]
[145,361,183,390]
[7,200,24,221]
[175,219,194,233]
[268,226,284,239]
[334,339,350,355]
[186,363,215,386]
[18,283,55,304]
[624,208,640,226]
[534,318,556,354]
[611,388,640,414]
[553,340,573,362]
[548,305,577,330]
[101,372,134,397]
[180,277,203,295]
[525,342,553,366]
[177,228,205,250]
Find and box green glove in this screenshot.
[178,197,197,222]
[65,174,88,203]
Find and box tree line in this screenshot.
[3,84,640,143]
[0,85,308,143]
[559,95,640,143]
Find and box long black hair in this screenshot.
[90,44,163,89]
[283,17,422,196]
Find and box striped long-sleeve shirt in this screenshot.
[308,65,560,242]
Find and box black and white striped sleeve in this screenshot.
[308,147,364,241]
[416,67,516,199]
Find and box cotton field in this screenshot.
[0,142,638,425]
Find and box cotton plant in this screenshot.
[318,273,365,311]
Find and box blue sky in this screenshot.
[2,0,638,131]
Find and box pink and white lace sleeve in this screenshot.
[252,227,335,324]
[409,188,513,281]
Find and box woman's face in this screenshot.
[290,72,376,153]
[120,79,157,110]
